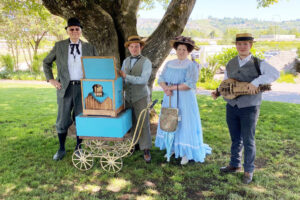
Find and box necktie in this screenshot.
[130,55,141,59]
[70,44,80,55]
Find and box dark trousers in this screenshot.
[56,84,82,134]
[226,104,260,173]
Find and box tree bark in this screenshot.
[143,0,196,91]
[41,0,196,92]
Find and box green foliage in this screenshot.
[140,0,170,10]
[0,54,14,72]
[215,47,238,67]
[0,83,300,200]
[0,0,66,71]
[257,0,279,8]
[32,52,49,73]
[197,79,222,90]
[215,47,265,68]
[277,72,296,83]
[199,54,222,83]
[0,51,56,81]
[199,46,265,85]
[297,47,300,58]
[0,70,46,81]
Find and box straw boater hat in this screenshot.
[170,36,199,51]
[124,35,146,47]
[234,33,255,43]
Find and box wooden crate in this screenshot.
[81,56,124,117]
[81,79,124,117]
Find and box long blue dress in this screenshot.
[155,59,212,162]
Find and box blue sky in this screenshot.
[138,0,300,21]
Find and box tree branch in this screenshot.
[112,0,140,61]
[42,0,121,66]
[143,0,196,89]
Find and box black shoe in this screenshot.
[243,172,253,184]
[53,149,66,161]
[220,165,242,173]
[135,144,140,151]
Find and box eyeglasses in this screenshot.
[69,28,80,32]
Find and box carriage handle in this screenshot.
[121,99,158,158]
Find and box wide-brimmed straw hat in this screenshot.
[234,33,255,43]
[170,36,199,51]
[124,35,146,48]
[65,17,83,30]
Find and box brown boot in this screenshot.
[143,149,151,163]
[243,172,253,184]
[220,165,242,173]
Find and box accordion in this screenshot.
[216,78,271,99]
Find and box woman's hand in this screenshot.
[163,86,173,96]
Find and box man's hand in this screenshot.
[211,90,220,100]
[49,79,62,90]
[247,83,258,94]
[119,70,126,78]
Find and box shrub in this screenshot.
[199,54,221,83]
[1,70,46,81]
[197,79,222,90]
[198,47,265,84]
[0,54,14,72]
[32,52,49,73]
[276,72,296,83]
[297,47,300,58]
[0,70,11,79]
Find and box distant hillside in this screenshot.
[137,17,300,38]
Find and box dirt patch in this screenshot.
[255,157,268,169]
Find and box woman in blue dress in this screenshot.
[155,36,212,165]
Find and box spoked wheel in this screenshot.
[72,149,94,171]
[113,138,134,157]
[100,152,123,173]
[82,140,109,156]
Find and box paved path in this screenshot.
[195,89,300,104]
[1,80,300,104]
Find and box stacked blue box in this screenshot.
[76,109,132,138]
[76,56,132,139]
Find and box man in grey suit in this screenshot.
[43,17,99,161]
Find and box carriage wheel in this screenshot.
[100,152,123,173]
[72,149,94,171]
[112,138,134,157]
[82,140,109,155]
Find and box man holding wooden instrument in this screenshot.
[212,33,279,184]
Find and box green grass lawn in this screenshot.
[0,82,299,200]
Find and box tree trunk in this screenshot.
[21,46,31,72]
[14,41,19,71]
[33,31,47,58]
[42,0,196,92]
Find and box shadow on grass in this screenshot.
[0,84,300,199]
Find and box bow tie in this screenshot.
[130,55,141,59]
[70,43,80,55]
